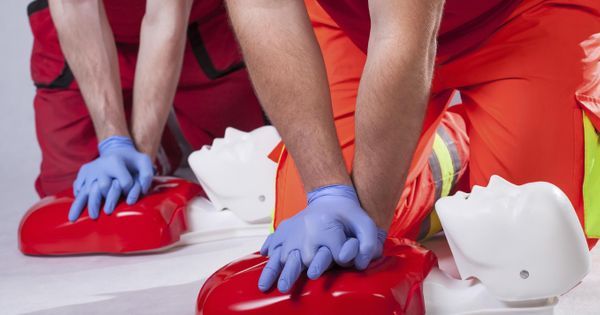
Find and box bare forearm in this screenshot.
[227,0,350,190]
[353,0,444,229]
[49,0,128,141]
[131,0,193,159]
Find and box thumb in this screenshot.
[350,217,379,270]
[135,154,154,194]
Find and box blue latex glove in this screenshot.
[258,184,386,293]
[68,136,154,222]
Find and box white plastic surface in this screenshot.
[1,228,599,314]
[180,197,271,245]
[426,175,592,314]
[188,126,280,224]
[424,267,557,315]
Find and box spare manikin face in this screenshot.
[435,175,591,301]
[188,126,280,224]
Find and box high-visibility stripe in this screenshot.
[419,125,462,240]
[428,153,443,200]
[269,213,275,233]
[438,126,462,188]
[272,126,463,239]
[432,133,455,197]
[417,214,432,240]
[424,211,442,240]
[583,114,600,237]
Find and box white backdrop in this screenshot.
[0,2,598,315]
[0,1,41,260]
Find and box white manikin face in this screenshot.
[435,175,591,301]
[188,126,280,224]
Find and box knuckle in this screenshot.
[263,266,278,275]
[98,182,111,192]
[121,177,133,187]
[79,164,90,174]
[106,155,120,163]
[139,155,152,166]
[361,242,376,254]
[140,173,153,182]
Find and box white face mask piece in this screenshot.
[435,175,591,302]
[188,126,281,224]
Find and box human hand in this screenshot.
[68,136,154,221]
[258,184,386,293]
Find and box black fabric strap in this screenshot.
[34,62,75,90]
[27,0,48,16]
[187,22,245,80]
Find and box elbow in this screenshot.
[369,27,439,85]
[370,33,437,71]
[367,0,444,79]
[51,0,99,6]
[49,0,101,14]
[141,0,193,39]
[48,0,102,33]
[141,19,185,45]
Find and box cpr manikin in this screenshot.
[19,127,280,254]
[188,126,280,224]
[425,175,591,314]
[18,128,592,313]
[195,175,592,315]
[181,126,280,244]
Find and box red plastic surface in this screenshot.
[197,238,436,315]
[19,177,202,255]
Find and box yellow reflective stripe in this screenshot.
[432,133,455,198]
[583,114,600,237]
[425,210,442,239]
[419,131,460,240]
[269,214,275,233]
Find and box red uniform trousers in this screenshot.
[273,1,600,248]
[27,1,265,197]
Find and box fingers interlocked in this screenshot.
[257,184,386,293]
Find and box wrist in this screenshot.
[98,135,136,154]
[307,184,359,204]
[131,135,159,161]
[95,124,130,143]
[130,114,166,162]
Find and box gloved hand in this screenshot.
[258,184,386,293]
[68,136,154,222]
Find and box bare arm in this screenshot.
[130,0,193,159]
[226,0,351,191]
[49,0,128,140]
[352,0,444,229]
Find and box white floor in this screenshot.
[0,2,599,314]
[0,216,598,315]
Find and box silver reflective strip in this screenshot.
[418,124,462,240]
[437,125,461,188]
[418,151,443,240]
[429,152,443,201]
[417,210,432,240]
